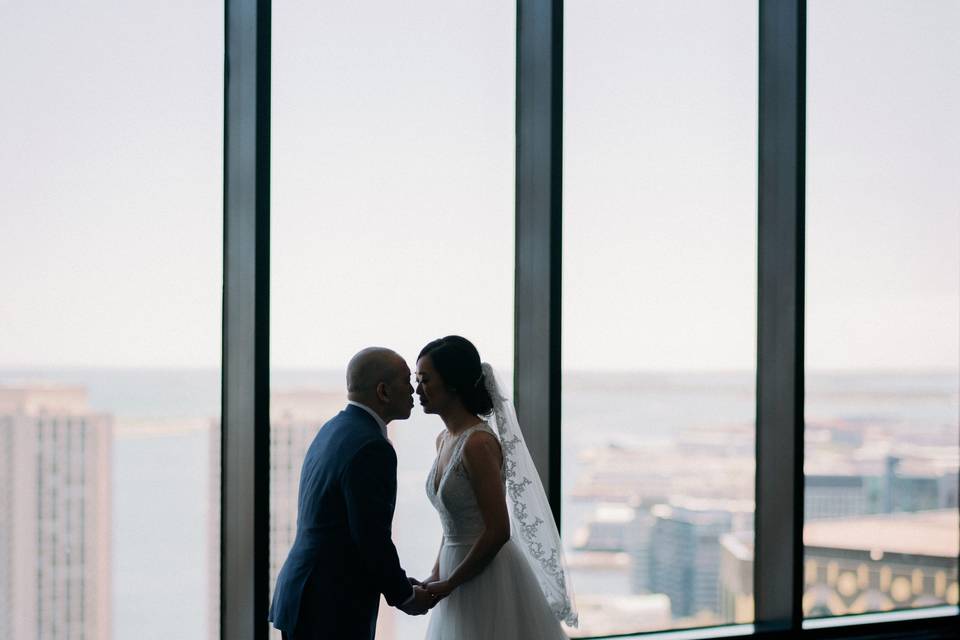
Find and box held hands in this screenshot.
[423,580,454,601]
[399,576,455,616]
[399,584,439,616]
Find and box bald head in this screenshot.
[347,347,405,395]
[346,347,414,423]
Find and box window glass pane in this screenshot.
[563,1,758,635]
[804,0,960,619]
[270,2,514,638]
[0,3,223,639]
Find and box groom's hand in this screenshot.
[408,576,423,587]
[399,585,437,615]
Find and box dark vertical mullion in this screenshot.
[515,0,563,524]
[222,1,270,639]
[756,0,805,632]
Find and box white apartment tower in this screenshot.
[0,385,112,640]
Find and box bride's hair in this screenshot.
[418,336,494,416]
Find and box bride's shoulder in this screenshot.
[435,430,446,451]
[473,421,500,442]
[461,426,502,461]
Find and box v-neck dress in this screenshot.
[423,423,567,639]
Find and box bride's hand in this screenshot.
[424,580,454,600]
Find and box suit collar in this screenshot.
[345,402,388,439]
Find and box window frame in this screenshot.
[222,0,271,639]
[220,0,960,638]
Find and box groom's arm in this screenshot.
[342,440,415,607]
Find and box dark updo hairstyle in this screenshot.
[418,335,494,416]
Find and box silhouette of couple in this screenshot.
[270,336,576,640]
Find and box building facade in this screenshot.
[647,499,753,621]
[0,386,112,640]
[720,510,960,620]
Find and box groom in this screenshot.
[269,347,436,639]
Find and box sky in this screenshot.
[1,0,957,372]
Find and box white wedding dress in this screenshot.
[423,422,569,640]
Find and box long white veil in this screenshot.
[481,363,578,627]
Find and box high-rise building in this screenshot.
[718,530,753,624]
[627,500,657,595]
[0,385,112,640]
[647,498,753,621]
[805,455,958,522]
[574,503,636,552]
[886,457,958,513]
[805,473,870,521]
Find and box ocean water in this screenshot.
[1,368,956,638]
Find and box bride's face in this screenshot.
[415,356,455,415]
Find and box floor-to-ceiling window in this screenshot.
[0,2,223,639]
[803,0,960,619]
[562,1,759,634]
[268,2,514,638]
[31,0,948,637]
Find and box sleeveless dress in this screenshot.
[424,423,568,640]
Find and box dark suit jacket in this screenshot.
[269,404,413,639]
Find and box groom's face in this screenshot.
[383,361,415,421]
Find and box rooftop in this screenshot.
[0,385,90,415]
[804,509,959,558]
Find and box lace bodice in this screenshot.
[426,423,504,540]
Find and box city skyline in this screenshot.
[2,365,956,638]
[1,1,957,637]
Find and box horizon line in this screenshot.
[1,364,958,376]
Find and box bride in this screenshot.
[414,335,577,639]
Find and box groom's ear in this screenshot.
[375,381,389,403]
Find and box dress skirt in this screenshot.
[424,536,568,640]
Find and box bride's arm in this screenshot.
[423,430,446,584]
[425,431,509,598]
[424,537,442,584]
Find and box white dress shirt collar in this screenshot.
[347,400,388,439]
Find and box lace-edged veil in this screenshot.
[480,363,578,627]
